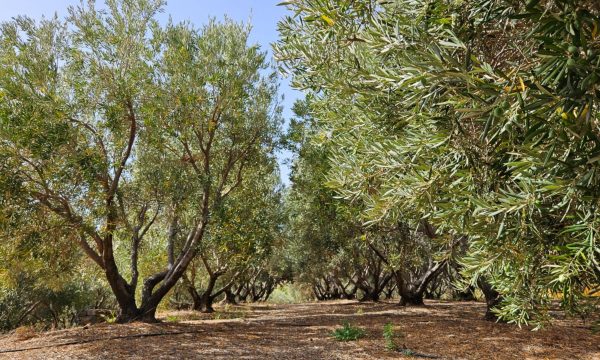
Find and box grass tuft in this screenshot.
[331,321,366,341]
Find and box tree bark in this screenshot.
[191,272,219,313]
[359,290,380,302]
[478,279,503,321]
[396,260,445,307]
[221,288,238,305]
[194,292,215,313]
[384,283,396,299]
[398,285,425,306]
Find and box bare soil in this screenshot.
[0,300,598,359]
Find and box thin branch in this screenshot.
[107,99,137,202]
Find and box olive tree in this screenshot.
[184,162,284,312]
[0,0,281,322]
[275,0,599,326]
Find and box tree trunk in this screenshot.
[116,306,141,323]
[238,285,250,302]
[344,282,357,300]
[478,279,502,321]
[384,283,396,299]
[191,273,219,313]
[395,259,446,307]
[221,288,237,305]
[397,272,425,306]
[234,283,248,302]
[103,257,148,323]
[398,288,425,306]
[194,293,215,313]
[359,290,380,302]
[262,280,276,302]
[137,306,159,323]
[313,283,325,301]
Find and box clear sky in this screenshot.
[0,0,300,185]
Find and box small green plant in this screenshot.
[383,322,397,351]
[331,321,366,341]
[355,307,364,315]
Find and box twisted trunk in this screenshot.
[191,272,219,313]
[397,261,445,307]
[478,279,503,321]
[221,288,237,305]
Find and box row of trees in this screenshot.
[275,0,600,327]
[0,0,285,325]
[2,0,599,331]
[283,98,473,309]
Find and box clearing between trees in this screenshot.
[1,300,598,360]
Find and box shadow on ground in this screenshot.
[0,300,598,360]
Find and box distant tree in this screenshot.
[184,162,284,312]
[283,98,446,304]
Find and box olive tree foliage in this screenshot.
[0,0,281,322]
[283,99,363,298]
[284,98,447,304]
[0,196,113,330]
[277,9,454,306]
[275,0,600,326]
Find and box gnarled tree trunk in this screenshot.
[478,278,503,321]
[220,288,238,305]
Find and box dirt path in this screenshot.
[0,300,598,359]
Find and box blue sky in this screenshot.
[0,0,300,185]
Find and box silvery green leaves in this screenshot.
[0,0,282,321]
[276,0,600,327]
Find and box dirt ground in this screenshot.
[0,300,598,360]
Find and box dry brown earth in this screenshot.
[0,300,598,359]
